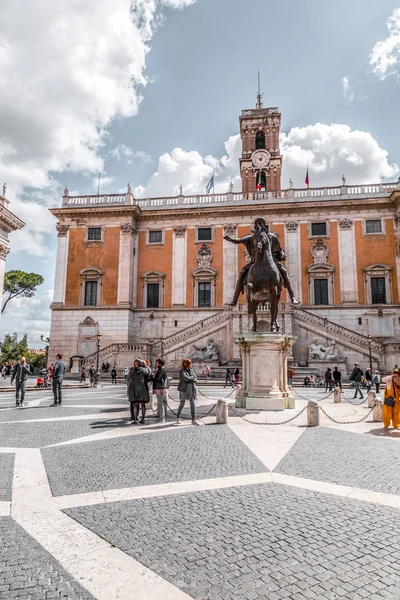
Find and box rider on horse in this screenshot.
[224,217,299,306]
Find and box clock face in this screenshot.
[252,149,271,169]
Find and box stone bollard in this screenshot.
[307,400,319,427]
[368,390,376,408]
[216,399,229,424]
[333,387,342,403]
[372,399,383,422]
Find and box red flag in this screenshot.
[305,166,309,188]
[256,171,262,191]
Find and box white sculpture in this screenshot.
[188,338,219,361]
[308,338,327,360]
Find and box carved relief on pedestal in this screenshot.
[311,239,329,264]
[173,226,187,237]
[285,221,299,232]
[223,224,237,236]
[56,222,69,237]
[0,241,10,261]
[120,223,136,236]
[338,218,353,229]
[197,244,213,268]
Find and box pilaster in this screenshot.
[52,223,69,305]
[285,221,301,301]
[172,226,187,306]
[223,224,237,304]
[338,218,358,303]
[117,223,136,307]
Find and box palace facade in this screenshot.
[48,100,400,373]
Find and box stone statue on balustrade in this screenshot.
[187,338,219,361]
[308,338,327,360]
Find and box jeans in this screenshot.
[155,390,167,420]
[353,381,363,398]
[15,381,26,404]
[177,395,196,421]
[53,378,63,404]
[375,384,380,394]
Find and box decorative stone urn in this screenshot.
[234,333,296,411]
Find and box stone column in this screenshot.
[285,221,301,301]
[117,223,136,306]
[172,226,187,306]
[52,223,69,305]
[223,224,237,304]
[0,241,10,301]
[338,218,358,303]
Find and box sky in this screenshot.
[1,0,400,347]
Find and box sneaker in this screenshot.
[15,403,20,408]
[176,419,181,425]
[127,419,135,425]
[191,420,200,426]
[58,403,62,406]
[157,418,166,423]
[50,403,58,407]
[139,419,145,424]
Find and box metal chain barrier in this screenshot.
[229,403,308,426]
[166,394,216,421]
[292,387,334,402]
[341,395,368,406]
[198,387,236,401]
[318,403,375,424]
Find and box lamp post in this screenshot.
[94,331,102,387]
[160,335,165,357]
[367,334,373,372]
[40,334,50,368]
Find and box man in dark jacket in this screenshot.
[11,357,30,407]
[349,362,364,399]
[332,366,342,390]
[51,353,66,406]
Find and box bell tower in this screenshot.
[239,78,282,194]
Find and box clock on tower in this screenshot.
[239,93,283,195]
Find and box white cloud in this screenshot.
[110,144,151,163]
[370,7,400,79]
[341,76,354,103]
[0,0,196,255]
[0,290,53,347]
[134,123,399,197]
[91,175,114,191]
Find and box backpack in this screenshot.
[165,376,172,389]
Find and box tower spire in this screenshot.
[256,71,263,109]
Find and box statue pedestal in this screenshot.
[308,360,347,376]
[234,333,296,411]
[70,356,82,374]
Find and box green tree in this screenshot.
[25,350,46,371]
[0,332,29,362]
[2,270,44,314]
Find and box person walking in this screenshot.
[382,369,400,429]
[176,358,199,426]
[127,359,152,425]
[89,364,95,386]
[50,353,66,406]
[349,362,364,399]
[373,370,381,394]
[224,368,233,388]
[324,368,333,392]
[111,366,117,385]
[287,366,294,388]
[365,368,373,391]
[11,357,30,408]
[80,366,86,383]
[153,357,168,423]
[332,366,342,390]
[123,367,129,384]
[234,368,240,385]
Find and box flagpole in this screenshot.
[97,172,101,196]
[213,169,215,195]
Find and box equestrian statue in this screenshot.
[224,217,298,332]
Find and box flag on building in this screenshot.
[305,166,310,189]
[206,173,214,194]
[256,171,262,191]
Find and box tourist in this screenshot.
[177,358,199,426]
[310,374,316,387]
[123,367,129,384]
[234,368,240,385]
[111,366,117,385]
[349,362,364,399]
[324,368,333,392]
[127,359,152,425]
[80,366,86,383]
[224,368,233,388]
[11,357,30,408]
[332,366,342,390]
[382,369,400,429]
[48,363,54,378]
[365,368,373,391]
[153,357,168,423]
[204,365,211,378]
[303,376,310,387]
[89,364,95,386]
[287,365,294,388]
[373,370,381,394]
[51,353,66,406]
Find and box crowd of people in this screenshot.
[10,354,66,408]
[300,363,382,399]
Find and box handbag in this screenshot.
[384,395,395,408]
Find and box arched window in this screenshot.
[255,131,266,149]
[256,170,267,192]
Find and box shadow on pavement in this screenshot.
[365,427,400,438]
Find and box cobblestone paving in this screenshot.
[0,517,94,599]
[0,420,115,448]
[0,405,128,422]
[275,427,400,495]
[42,425,268,496]
[0,454,14,501]
[66,482,400,600]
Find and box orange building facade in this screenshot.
[49,102,400,373]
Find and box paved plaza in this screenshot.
[1,383,400,599]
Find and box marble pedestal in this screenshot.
[308,359,347,376]
[234,333,296,411]
[70,356,82,374]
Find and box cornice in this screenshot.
[49,205,142,220]
[0,206,25,231]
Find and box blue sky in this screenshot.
[1,0,400,346]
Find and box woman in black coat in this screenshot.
[127,359,153,425]
[153,357,168,423]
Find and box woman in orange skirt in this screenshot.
[382,369,400,429]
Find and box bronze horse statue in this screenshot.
[246,228,283,332]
